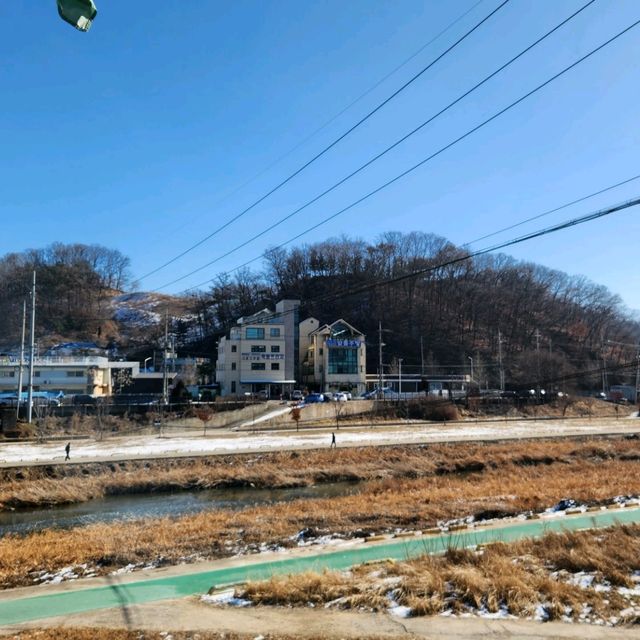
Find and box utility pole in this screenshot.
[534,328,541,397]
[378,321,384,395]
[16,300,26,419]
[498,330,505,392]
[635,346,640,406]
[27,271,36,424]
[162,308,169,406]
[398,358,403,400]
[420,336,425,377]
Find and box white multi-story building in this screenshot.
[216,301,366,397]
[216,300,299,398]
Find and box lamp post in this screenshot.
[467,356,474,384]
[144,357,152,372]
[398,358,403,401]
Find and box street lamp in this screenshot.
[144,357,152,372]
[398,358,403,401]
[57,0,97,31]
[468,356,474,384]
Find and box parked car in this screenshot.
[333,392,348,402]
[304,393,325,404]
[291,390,304,401]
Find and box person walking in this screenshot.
[330,432,336,449]
[64,442,71,461]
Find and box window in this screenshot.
[34,371,41,377]
[231,345,237,353]
[231,381,236,393]
[319,348,323,355]
[271,362,280,370]
[231,362,236,371]
[67,371,84,377]
[270,327,281,337]
[246,327,265,340]
[251,362,266,371]
[251,345,266,353]
[328,348,358,374]
[271,345,280,353]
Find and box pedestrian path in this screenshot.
[2,507,640,626]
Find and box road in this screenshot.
[1,506,639,629]
[1,416,639,468]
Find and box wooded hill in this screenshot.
[191,231,640,392]
[1,235,638,392]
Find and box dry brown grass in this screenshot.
[237,525,640,623]
[2,435,640,510]
[1,446,640,589]
[3,631,397,640]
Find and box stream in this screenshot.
[0,481,360,537]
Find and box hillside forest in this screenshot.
[0,233,638,392]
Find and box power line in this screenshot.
[161,0,488,240]
[188,194,640,335]
[138,0,511,282]
[175,12,639,294]
[152,0,596,290]
[464,171,640,246]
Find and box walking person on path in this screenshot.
[64,442,71,461]
[330,432,336,449]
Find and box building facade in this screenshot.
[0,356,140,396]
[300,319,366,394]
[216,300,299,398]
[216,302,366,397]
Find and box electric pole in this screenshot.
[27,271,36,424]
[16,300,26,419]
[378,321,384,395]
[498,330,505,392]
[162,308,169,406]
[420,336,425,377]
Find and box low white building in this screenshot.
[0,356,139,396]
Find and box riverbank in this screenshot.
[2,435,640,589]
[2,434,640,511]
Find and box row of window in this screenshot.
[246,327,281,339]
[251,362,279,370]
[250,345,280,353]
[228,362,280,371]
[0,370,85,378]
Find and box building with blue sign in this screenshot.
[215,303,366,397]
[299,318,366,395]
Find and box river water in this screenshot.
[0,482,360,537]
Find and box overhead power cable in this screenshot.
[139,0,511,282]
[464,171,640,246]
[153,0,596,290]
[163,0,487,239]
[182,194,640,342]
[164,9,638,294]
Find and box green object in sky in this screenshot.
[57,0,97,32]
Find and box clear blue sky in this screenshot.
[1,1,639,309]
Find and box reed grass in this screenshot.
[238,525,640,623]
[1,452,640,589]
[2,436,639,510]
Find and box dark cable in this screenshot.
[139,0,511,281]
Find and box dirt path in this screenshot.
[3,597,639,639]
[1,417,638,468]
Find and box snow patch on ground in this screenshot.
[201,589,252,607]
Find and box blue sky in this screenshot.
[1,1,639,309]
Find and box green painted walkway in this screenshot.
[1,507,640,626]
